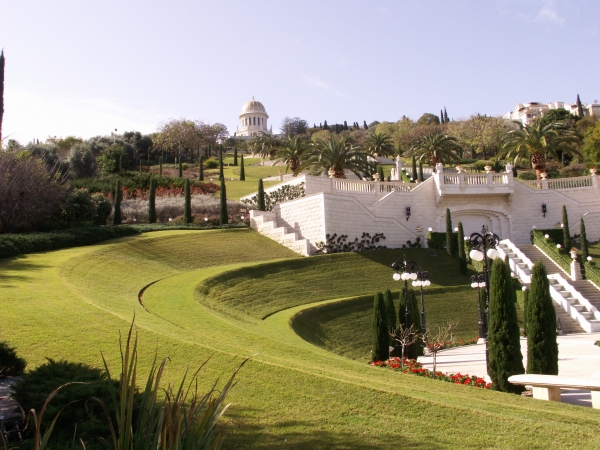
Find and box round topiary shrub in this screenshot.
[204,158,219,169]
[92,193,112,225]
[0,341,27,377]
[11,359,118,448]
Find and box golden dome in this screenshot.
[241,96,266,114]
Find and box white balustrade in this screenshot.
[520,175,593,191]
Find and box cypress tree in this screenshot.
[418,161,424,182]
[377,165,385,181]
[444,107,449,123]
[159,155,163,176]
[440,110,444,124]
[199,156,204,181]
[184,178,192,224]
[219,147,224,181]
[576,94,584,117]
[488,258,525,393]
[219,179,228,225]
[233,147,238,166]
[445,208,454,257]
[457,222,467,275]
[410,289,423,358]
[148,178,156,224]
[257,179,266,211]
[398,287,407,330]
[383,289,396,334]
[562,205,571,251]
[0,50,4,144]
[411,155,417,182]
[363,120,368,130]
[343,120,348,130]
[113,180,122,225]
[240,154,245,181]
[527,262,558,375]
[522,287,529,337]
[581,217,589,263]
[178,157,183,177]
[372,292,389,362]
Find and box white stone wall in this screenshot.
[252,174,600,254]
[274,194,326,253]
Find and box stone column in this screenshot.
[571,259,582,281]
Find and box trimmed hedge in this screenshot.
[531,230,573,274]
[427,231,458,252]
[0,227,140,259]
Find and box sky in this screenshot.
[1,0,599,144]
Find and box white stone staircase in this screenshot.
[250,210,310,256]
[497,240,600,333]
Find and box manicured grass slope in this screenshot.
[1,231,599,449]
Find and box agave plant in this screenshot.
[273,136,311,175]
[304,134,372,179]
[409,132,461,166]
[500,121,581,179]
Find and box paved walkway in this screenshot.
[418,332,600,407]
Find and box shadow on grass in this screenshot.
[356,248,473,287]
[222,407,435,450]
[0,255,51,284]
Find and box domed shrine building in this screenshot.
[236,96,271,137]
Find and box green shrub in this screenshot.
[62,188,97,224]
[0,341,27,377]
[560,163,588,178]
[518,171,536,180]
[372,292,388,362]
[182,162,188,171]
[204,158,219,169]
[70,172,217,195]
[11,359,118,447]
[92,193,112,225]
[427,231,458,252]
[0,227,140,259]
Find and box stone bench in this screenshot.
[508,374,600,408]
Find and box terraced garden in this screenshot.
[1,229,600,449]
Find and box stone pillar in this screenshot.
[571,259,582,281]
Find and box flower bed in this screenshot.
[428,338,478,352]
[371,358,491,389]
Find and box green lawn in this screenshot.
[1,230,599,449]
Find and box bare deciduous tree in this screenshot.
[422,323,453,378]
[391,323,418,366]
[0,152,66,233]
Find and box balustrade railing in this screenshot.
[520,175,594,190]
[333,179,416,194]
[439,172,510,186]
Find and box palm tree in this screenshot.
[305,134,372,179]
[365,132,395,157]
[409,132,461,166]
[274,136,311,175]
[500,122,581,179]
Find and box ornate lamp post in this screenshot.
[390,256,419,331]
[470,273,487,341]
[412,270,431,338]
[468,225,501,368]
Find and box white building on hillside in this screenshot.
[236,96,272,137]
[504,100,600,125]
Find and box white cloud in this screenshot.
[2,88,166,144]
[302,75,350,99]
[513,0,566,25]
